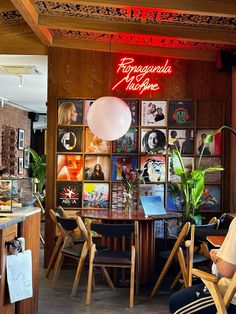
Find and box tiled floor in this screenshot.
[38,249,171,314]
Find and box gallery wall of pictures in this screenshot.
[55,98,224,214]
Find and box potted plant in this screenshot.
[170,125,236,225]
[30,148,46,193]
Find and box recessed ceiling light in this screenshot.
[0,65,42,75]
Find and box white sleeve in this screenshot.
[217,218,236,265]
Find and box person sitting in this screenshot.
[169,218,236,314]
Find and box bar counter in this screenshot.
[0,207,41,314]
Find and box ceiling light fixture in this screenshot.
[18,75,23,88]
[87,35,131,140]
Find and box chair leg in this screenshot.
[71,244,88,297]
[129,246,135,308]
[170,271,182,290]
[100,266,115,291]
[86,244,96,305]
[51,251,64,287]
[46,235,62,278]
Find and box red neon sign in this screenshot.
[112,57,172,95]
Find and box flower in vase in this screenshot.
[121,166,142,197]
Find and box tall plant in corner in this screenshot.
[30,148,46,193]
[170,125,236,225]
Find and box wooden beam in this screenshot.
[10,0,52,46]
[0,23,31,36]
[0,33,48,55]
[0,0,15,12]
[47,0,236,18]
[52,37,217,62]
[39,15,236,45]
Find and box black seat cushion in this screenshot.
[94,249,131,265]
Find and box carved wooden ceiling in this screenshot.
[0,0,236,61]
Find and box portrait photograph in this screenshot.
[83,182,109,209]
[57,126,83,153]
[140,156,166,182]
[141,128,166,154]
[18,128,24,150]
[84,155,110,180]
[57,154,83,181]
[85,128,111,153]
[111,156,138,181]
[141,100,167,127]
[112,128,138,153]
[168,129,194,155]
[84,99,95,125]
[57,98,83,125]
[56,181,82,208]
[196,129,221,156]
[168,100,195,126]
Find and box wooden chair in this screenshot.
[151,222,191,297]
[86,221,138,308]
[33,192,46,245]
[192,269,236,314]
[171,218,220,290]
[50,211,91,297]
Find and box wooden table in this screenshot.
[206,235,226,247]
[77,208,180,285]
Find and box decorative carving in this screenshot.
[0,11,24,25]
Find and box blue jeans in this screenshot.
[169,283,236,314]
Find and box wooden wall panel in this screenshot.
[45,47,232,266]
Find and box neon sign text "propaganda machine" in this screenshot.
[112,57,172,95]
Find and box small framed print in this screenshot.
[18,157,24,174]
[18,128,25,150]
[24,148,30,169]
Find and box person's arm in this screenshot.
[210,249,236,278]
[210,218,236,278]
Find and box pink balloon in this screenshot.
[87,97,131,140]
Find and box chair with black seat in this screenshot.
[170,218,221,289]
[50,211,91,296]
[86,222,138,308]
[151,222,191,297]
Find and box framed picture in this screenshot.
[197,157,222,184]
[57,126,83,153]
[112,128,138,153]
[84,155,110,180]
[83,183,109,209]
[85,128,111,153]
[111,156,138,181]
[57,98,83,125]
[141,100,167,127]
[168,129,194,155]
[56,181,82,208]
[24,148,30,169]
[18,128,25,150]
[57,154,83,181]
[84,99,95,125]
[18,157,24,174]
[168,100,195,126]
[196,129,221,156]
[140,156,166,182]
[141,128,166,154]
[124,99,139,126]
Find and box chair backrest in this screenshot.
[90,223,134,238]
[195,217,219,230]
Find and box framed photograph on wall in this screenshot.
[18,128,24,150]
[18,157,24,174]
[168,100,195,126]
[56,181,82,208]
[57,98,83,125]
[24,148,30,169]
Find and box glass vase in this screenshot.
[124,193,134,213]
